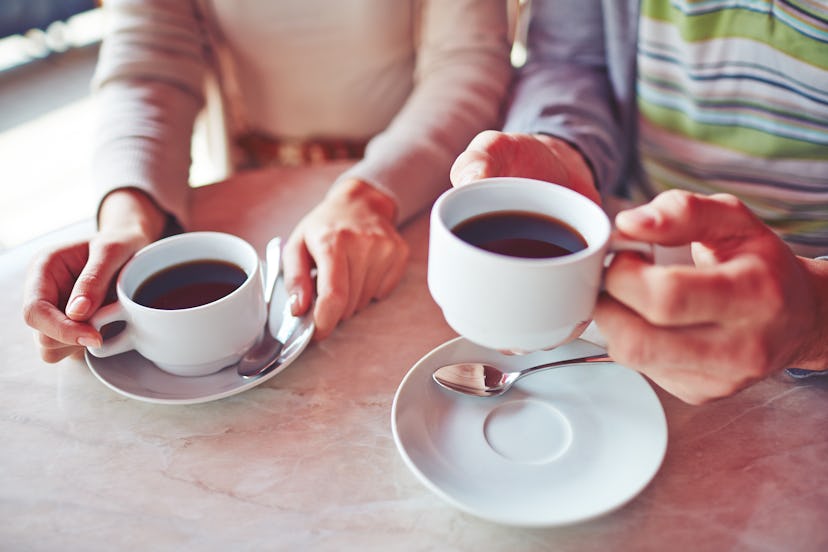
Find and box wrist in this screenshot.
[98,188,168,245]
[328,178,398,222]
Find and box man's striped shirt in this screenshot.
[636,0,828,252]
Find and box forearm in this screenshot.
[505,0,622,195]
[92,80,200,228]
[92,0,208,228]
[340,0,512,225]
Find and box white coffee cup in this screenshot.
[87,232,267,377]
[428,177,648,353]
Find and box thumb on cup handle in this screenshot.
[87,301,134,358]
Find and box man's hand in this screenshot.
[594,190,828,404]
[450,130,600,203]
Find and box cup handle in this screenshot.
[608,231,654,261]
[87,302,134,358]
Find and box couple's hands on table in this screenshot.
[22,189,167,363]
[452,131,828,404]
[282,177,409,340]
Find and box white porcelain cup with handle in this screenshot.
[428,177,649,354]
[87,231,267,377]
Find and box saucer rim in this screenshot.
[390,336,668,527]
[84,276,312,405]
[84,348,298,405]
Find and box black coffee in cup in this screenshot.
[451,210,587,259]
[133,259,248,310]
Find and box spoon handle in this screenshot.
[263,236,282,304]
[518,353,613,379]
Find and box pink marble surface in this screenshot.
[1,162,827,551]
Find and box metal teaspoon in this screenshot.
[236,236,285,378]
[432,353,614,397]
[236,238,316,379]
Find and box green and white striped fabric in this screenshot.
[636,0,828,250]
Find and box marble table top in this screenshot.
[2,162,827,551]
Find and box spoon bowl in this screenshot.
[432,353,613,397]
[237,305,315,380]
[236,236,316,379]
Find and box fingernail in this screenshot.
[66,296,92,319]
[617,206,657,229]
[456,164,484,186]
[77,336,101,348]
[289,292,301,316]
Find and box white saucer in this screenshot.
[391,337,667,527]
[85,275,313,405]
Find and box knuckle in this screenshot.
[393,236,410,260]
[659,187,693,204]
[317,227,353,250]
[377,233,407,262]
[55,318,80,346]
[361,227,387,246]
[319,285,349,313]
[644,275,687,325]
[75,271,106,291]
[712,193,758,224]
[660,189,699,216]
[22,299,46,329]
[367,238,392,264]
[740,258,785,317]
[469,129,505,149]
[336,227,358,242]
[710,193,744,211]
[308,228,335,248]
[90,237,130,260]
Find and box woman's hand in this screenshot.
[450,130,600,203]
[282,178,409,340]
[594,190,828,404]
[22,189,168,362]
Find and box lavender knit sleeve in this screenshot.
[91,0,209,227]
[338,0,513,225]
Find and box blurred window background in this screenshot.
[0,0,530,251]
[0,1,102,250]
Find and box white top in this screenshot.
[91,0,513,225]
